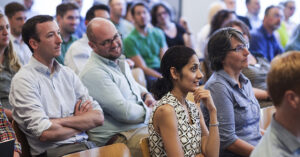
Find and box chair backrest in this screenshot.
[63,143,131,157]
[139,137,150,157]
[12,120,31,157]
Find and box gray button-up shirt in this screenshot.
[201,70,262,157]
[80,52,150,146]
[251,115,300,157]
[9,57,102,156]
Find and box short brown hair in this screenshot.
[267,51,300,106]
[4,2,26,18]
[56,2,79,17]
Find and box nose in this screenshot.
[244,48,250,56]
[196,69,203,79]
[56,33,63,44]
[3,27,8,35]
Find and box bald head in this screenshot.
[86,18,116,43]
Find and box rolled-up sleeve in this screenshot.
[206,83,238,150]
[81,69,146,124]
[9,76,52,137]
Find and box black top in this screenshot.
[164,23,186,47]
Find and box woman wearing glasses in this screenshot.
[201,28,261,157]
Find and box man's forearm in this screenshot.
[39,122,80,142]
[53,110,104,131]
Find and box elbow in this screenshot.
[95,110,104,126]
[39,132,51,142]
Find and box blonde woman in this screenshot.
[0,13,21,120]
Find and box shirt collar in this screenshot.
[271,115,300,153]
[91,51,126,67]
[29,57,62,75]
[9,34,22,44]
[132,27,151,39]
[62,35,77,44]
[216,69,248,88]
[259,25,274,39]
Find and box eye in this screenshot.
[191,65,198,72]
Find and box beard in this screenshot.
[138,24,146,29]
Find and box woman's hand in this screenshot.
[193,87,216,113]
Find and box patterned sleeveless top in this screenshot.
[148,92,202,157]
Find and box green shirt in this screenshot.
[56,35,77,64]
[123,27,167,69]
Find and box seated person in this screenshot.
[285,24,300,52]
[9,15,104,156]
[123,1,167,89]
[0,102,21,157]
[222,20,271,106]
[80,18,155,157]
[150,2,195,48]
[149,46,219,157]
[202,28,262,157]
[251,51,300,157]
[0,13,21,120]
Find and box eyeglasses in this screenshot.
[99,33,122,48]
[226,43,249,52]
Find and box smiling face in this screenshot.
[57,10,80,35]
[223,37,250,73]
[173,55,203,92]
[0,16,10,49]
[31,21,62,59]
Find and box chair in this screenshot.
[12,120,31,157]
[63,143,131,157]
[139,137,150,157]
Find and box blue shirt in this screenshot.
[251,115,300,157]
[250,26,283,61]
[201,70,261,157]
[79,52,150,146]
[9,57,102,156]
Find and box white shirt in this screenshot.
[9,34,32,65]
[196,24,210,59]
[64,34,92,75]
[246,12,262,30]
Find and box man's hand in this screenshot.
[74,99,93,116]
[144,94,156,108]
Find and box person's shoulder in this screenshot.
[250,130,274,157]
[154,104,176,120]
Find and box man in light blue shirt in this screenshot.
[251,51,300,157]
[80,18,155,157]
[9,15,104,156]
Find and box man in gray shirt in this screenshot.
[80,18,155,157]
[251,51,300,157]
[9,15,104,156]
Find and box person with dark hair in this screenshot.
[251,51,300,157]
[149,46,219,157]
[125,2,134,23]
[202,28,262,157]
[123,1,168,90]
[65,4,110,74]
[109,0,134,38]
[81,18,154,157]
[55,2,80,64]
[10,15,104,156]
[5,2,32,65]
[0,13,21,120]
[249,5,283,61]
[246,0,261,30]
[151,2,194,48]
[209,9,236,36]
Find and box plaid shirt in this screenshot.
[0,103,21,153]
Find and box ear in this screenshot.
[29,38,38,51]
[56,15,62,23]
[88,41,96,50]
[170,67,179,80]
[285,90,299,109]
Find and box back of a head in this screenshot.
[267,51,300,106]
[208,1,227,23]
[151,46,196,100]
[222,19,251,40]
[5,2,26,18]
[210,9,235,36]
[207,27,247,71]
[22,15,54,53]
[85,4,110,21]
[56,2,79,17]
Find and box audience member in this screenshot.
[55,2,80,64]
[196,1,226,58]
[246,0,261,30]
[251,51,300,157]
[123,1,167,89]
[65,4,110,74]
[249,5,283,61]
[202,28,262,157]
[5,2,32,65]
[0,13,21,119]
[109,0,134,38]
[66,0,86,38]
[125,2,134,23]
[81,18,154,156]
[275,0,297,48]
[10,15,104,156]
[0,103,21,157]
[23,0,38,19]
[285,24,300,51]
[149,46,219,157]
[151,2,195,49]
